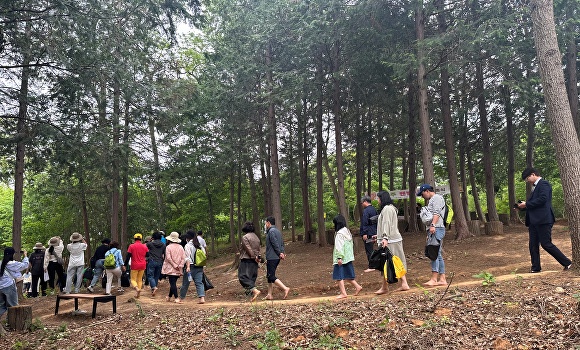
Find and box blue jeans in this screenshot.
[0,282,18,317]
[179,265,205,299]
[65,265,84,293]
[147,259,163,289]
[89,259,104,287]
[430,227,446,274]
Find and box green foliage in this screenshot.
[222,325,242,346]
[256,328,283,350]
[473,271,496,286]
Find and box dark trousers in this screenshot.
[364,240,375,268]
[31,274,47,297]
[47,261,65,291]
[529,223,571,271]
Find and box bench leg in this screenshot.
[112,298,116,314]
[55,297,60,315]
[74,298,79,311]
[92,301,97,318]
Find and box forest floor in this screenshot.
[1,220,580,349]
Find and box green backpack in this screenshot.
[104,250,116,269]
[194,247,206,267]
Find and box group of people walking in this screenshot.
[0,167,573,319]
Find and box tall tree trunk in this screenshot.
[378,111,384,191]
[229,168,236,249]
[12,21,31,255]
[407,73,419,233]
[501,85,518,224]
[111,82,121,241]
[289,131,296,242]
[415,2,435,186]
[530,0,580,267]
[79,170,91,258]
[459,84,471,221]
[525,97,537,198]
[246,162,261,242]
[237,162,242,243]
[266,42,283,229]
[436,0,469,239]
[323,152,339,207]
[366,111,373,194]
[121,98,130,240]
[206,188,215,255]
[475,61,499,222]
[298,99,313,242]
[316,60,326,247]
[467,148,485,222]
[149,116,164,229]
[565,7,579,135]
[331,40,348,223]
[355,109,363,219]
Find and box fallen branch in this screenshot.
[428,272,455,313]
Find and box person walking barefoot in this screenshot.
[332,214,363,299]
[263,217,290,300]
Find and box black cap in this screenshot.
[521,167,538,180]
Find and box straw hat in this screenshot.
[70,232,83,242]
[166,231,181,243]
[48,237,59,246]
[33,242,46,250]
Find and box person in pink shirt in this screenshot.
[124,233,149,298]
[161,232,185,303]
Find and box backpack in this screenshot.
[104,251,116,269]
[194,247,207,267]
[443,204,453,227]
[392,255,406,279]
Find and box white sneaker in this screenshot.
[87,286,94,293]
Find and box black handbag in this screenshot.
[202,272,214,290]
[424,233,440,261]
[369,247,388,271]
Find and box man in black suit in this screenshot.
[517,167,571,273]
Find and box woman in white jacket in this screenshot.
[0,248,29,318]
[374,191,410,294]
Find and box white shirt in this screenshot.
[67,242,87,267]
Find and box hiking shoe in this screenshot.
[117,288,124,292]
[564,264,572,271]
[87,286,94,293]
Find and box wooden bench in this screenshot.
[55,294,116,318]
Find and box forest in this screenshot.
[1,0,580,260]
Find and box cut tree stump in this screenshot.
[7,305,32,331]
[485,221,504,235]
[467,220,481,235]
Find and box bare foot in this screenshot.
[136,289,141,298]
[174,298,182,304]
[396,286,410,292]
[423,280,438,287]
[283,287,290,299]
[151,287,157,296]
[198,297,205,304]
[335,294,348,299]
[251,289,261,302]
[165,296,171,302]
[354,286,363,296]
[437,281,448,286]
[374,289,386,295]
[363,268,375,273]
[262,295,274,301]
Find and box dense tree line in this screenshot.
[0,0,579,261]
